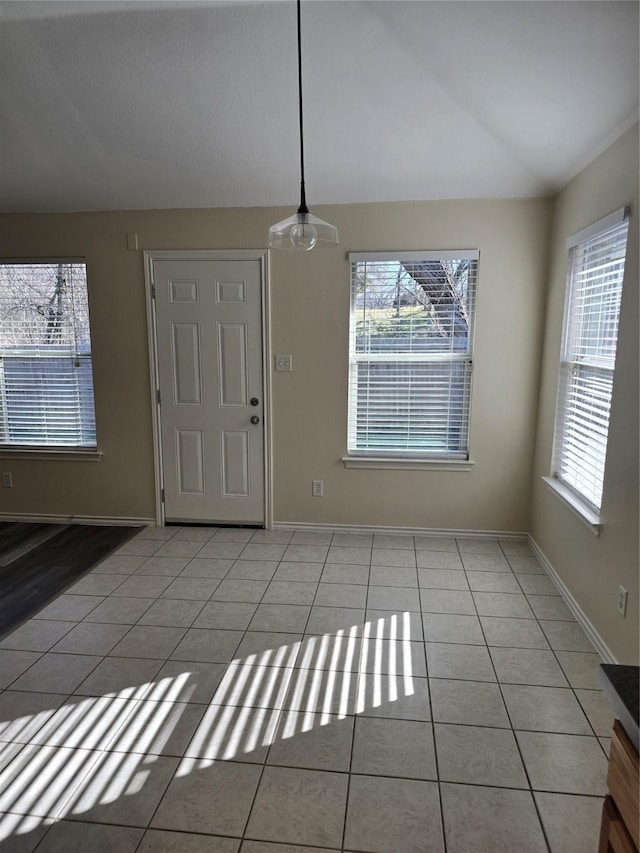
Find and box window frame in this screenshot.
[345,250,478,467]
[547,207,629,528]
[0,259,99,456]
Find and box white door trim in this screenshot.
[144,249,273,528]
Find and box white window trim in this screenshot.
[547,205,628,526]
[0,448,102,461]
[342,455,474,471]
[0,259,97,452]
[346,250,478,463]
[542,476,601,535]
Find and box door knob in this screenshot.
[250,397,260,407]
[250,415,260,425]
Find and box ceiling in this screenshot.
[0,0,638,213]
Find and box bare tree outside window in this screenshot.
[0,263,91,349]
[0,263,96,447]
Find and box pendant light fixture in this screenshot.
[268,0,338,251]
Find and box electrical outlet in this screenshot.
[617,586,628,617]
[2,472,13,488]
[312,480,324,497]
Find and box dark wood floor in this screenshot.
[0,522,63,566]
[0,523,140,639]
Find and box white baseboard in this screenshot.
[528,535,617,663]
[272,521,528,540]
[0,513,154,527]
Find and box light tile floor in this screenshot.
[0,527,613,852]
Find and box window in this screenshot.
[552,209,629,513]
[0,262,97,449]
[347,251,478,460]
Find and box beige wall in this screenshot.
[271,200,550,531]
[530,124,639,663]
[0,198,551,531]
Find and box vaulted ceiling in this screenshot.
[1,0,638,212]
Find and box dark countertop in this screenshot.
[600,664,639,751]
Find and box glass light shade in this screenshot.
[268,210,339,250]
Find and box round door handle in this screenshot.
[250,415,260,425]
[250,397,260,407]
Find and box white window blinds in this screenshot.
[348,251,478,458]
[553,211,629,511]
[0,262,96,448]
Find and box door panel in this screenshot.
[172,323,202,405]
[221,430,250,496]
[176,429,205,495]
[218,323,248,406]
[153,259,264,524]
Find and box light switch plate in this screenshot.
[275,355,293,372]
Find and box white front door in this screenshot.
[153,258,265,524]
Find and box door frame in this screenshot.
[143,249,273,528]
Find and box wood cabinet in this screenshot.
[599,720,639,853]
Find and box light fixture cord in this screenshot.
[296,0,309,215]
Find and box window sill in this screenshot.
[542,476,601,535]
[342,456,474,471]
[0,448,103,462]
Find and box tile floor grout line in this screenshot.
[462,552,551,836]
[339,643,357,852]
[497,540,554,853]
[420,594,447,853]
[540,621,607,753]
[128,738,191,849]
[234,534,332,848]
[5,741,609,797]
[29,733,109,842]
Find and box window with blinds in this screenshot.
[552,209,629,512]
[0,262,96,449]
[348,251,478,458]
